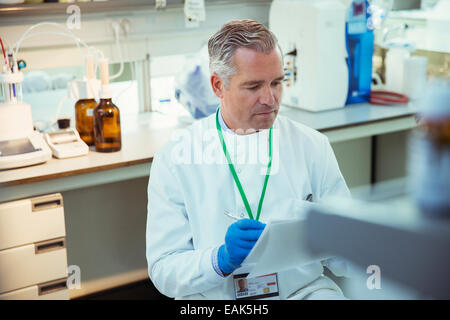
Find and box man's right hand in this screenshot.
[218,218,266,275]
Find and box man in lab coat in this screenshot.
[146,19,352,300]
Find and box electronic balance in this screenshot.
[0,68,52,170]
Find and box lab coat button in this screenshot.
[240,213,245,218]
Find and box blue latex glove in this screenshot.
[218,218,266,274]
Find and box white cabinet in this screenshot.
[0,278,69,300]
[0,194,69,300]
[0,194,66,251]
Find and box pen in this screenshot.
[224,210,241,221]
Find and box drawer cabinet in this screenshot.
[0,278,69,300]
[0,194,69,300]
[0,194,66,251]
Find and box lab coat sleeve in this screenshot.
[318,136,357,278]
[322,257,367,279]
[146,151,224,298]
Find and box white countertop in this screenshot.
[0,111,188,187]
[279,102,417,131]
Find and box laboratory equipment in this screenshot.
[75,97,97,145]
[402,56,428,100]
[72,56,99,146]
[0,47,51,170]
[384,40,416,93]
[44,129,89,159]
[269,0,349,112]
[345,0,374,105]
[408,80,450,218]
[93,59,122,153]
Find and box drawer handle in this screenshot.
[38,278,68,296]
[35,238,66,254]
[31,194,63,212]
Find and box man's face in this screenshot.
[238,279,247,290]
[211,47,284,133]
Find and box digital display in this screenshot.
[352,1,365,17]
[48,130,78,145]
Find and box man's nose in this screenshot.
[259,86,275,106]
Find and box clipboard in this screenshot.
[242,218,331,278]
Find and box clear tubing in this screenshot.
[13,22,87,59]
[114,39,136,101]
[1,83,7,103]
[12,21,120,85]
[15,31,85,61]
[12,30,105,68]
[108,24,124,80]
[7,21,110,128]
[3,82,12,104]
[12,22,105,73]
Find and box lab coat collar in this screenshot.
[217,106,235,134]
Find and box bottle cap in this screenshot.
[99,58,112,99]
[100,84,113,99]
[57,118,71,129]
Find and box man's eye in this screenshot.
[247,86,259,91]
[272,81,282,87]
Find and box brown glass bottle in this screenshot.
[75,98,97,146]
[93,98,121,152]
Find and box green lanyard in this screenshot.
[215,108,273,221]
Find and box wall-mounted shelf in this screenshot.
[0,0,173,18]
[0,0,269,21]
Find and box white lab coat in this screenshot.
[146,111,352,299]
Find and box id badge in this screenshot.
[233,273,280,300]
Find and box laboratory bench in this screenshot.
[0,102,418,299]
[0,102,417,199]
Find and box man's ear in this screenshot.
[210,73,225,99]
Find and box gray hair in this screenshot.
[208,19,281,87]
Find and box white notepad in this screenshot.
[242,219,331,278]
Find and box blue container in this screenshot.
[345,0,374,105]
